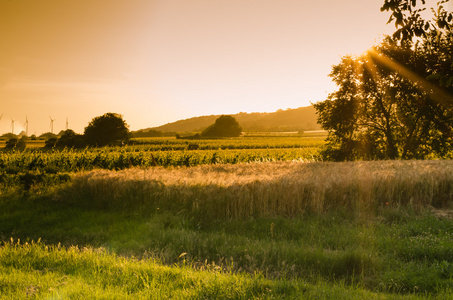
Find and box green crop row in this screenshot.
[0,148,319,174]
[127,136,326,151]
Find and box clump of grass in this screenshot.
[62,160,453,220]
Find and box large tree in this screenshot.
[84,113,130,147]
[314,14,453,160]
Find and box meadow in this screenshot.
[1,133,453,299]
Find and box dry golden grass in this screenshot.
[66,160,453,219]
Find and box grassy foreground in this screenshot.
[1,160,453,298]
[0,239,418,300]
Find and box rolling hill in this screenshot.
[133,105,321,136]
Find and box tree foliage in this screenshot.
[5,136,26,151]
[381,0,452,42]
[314,1,453,160]
[84,113,130,147]
[381,0,453,88]
[201,115,242,137]
[56,129,86,148]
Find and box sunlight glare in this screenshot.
[367,48,453,106]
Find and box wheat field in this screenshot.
[63,160,453,219]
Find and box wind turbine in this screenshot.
[24,116,29,136]
[49,116,55,134]
[65,117,69,130]
[10,118,15,134]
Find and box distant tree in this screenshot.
[39,132,58,140]
[56,129,86,148]
[84,113,130,147]
[1,133,17,140]
[44,137,58,149]
[4,138,17,149]
[5,136,26,151]
[201,115,242,137]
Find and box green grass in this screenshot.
[3,239,431,300]
[1,187,453,298]
[2,157,453,298]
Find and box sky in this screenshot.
[1,0,445,135]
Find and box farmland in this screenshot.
[1,133,453,299]
[0,134,324,174]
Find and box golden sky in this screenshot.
[0,0,425,135]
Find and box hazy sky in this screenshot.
[1,0,442,135]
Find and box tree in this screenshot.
[5,136,26,151]
[39,132,58,140]
[313,1,453,160]
[314,37,453,160]
[381,0,453,89]
[381,0,452,42]
[56,129,86,148]
[84,113,130,147]
[44,137,58,149]
[201,115,242,137]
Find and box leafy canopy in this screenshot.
[314,1,453,160]
[56,129,86,148]
[84,113,130,147]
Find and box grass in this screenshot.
[1,160,453,298]
[2,239,431,300]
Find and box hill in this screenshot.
[134,106,320,136]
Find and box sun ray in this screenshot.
[366,48,453,107]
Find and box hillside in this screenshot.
[134,106,321,136]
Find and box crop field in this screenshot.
[0,135,324,174]
[1,134,453,299]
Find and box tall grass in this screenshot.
[63,160,453,219]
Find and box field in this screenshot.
[1,133,453,299]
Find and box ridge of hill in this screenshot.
[134,105,321,136]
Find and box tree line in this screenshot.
[3,113,243,150]
[4,113,131,150]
